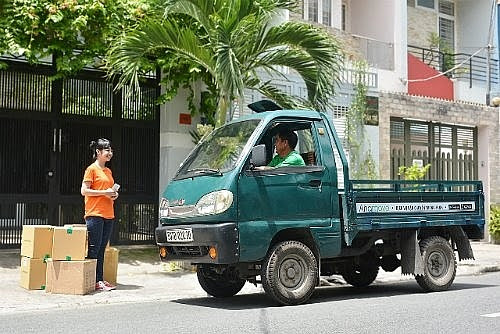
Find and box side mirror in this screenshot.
[250,144,267,168]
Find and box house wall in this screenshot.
[350,0,394,43]
[407,5,436,48]
[159,86,198,196]
[457,0,492,56]
[408,53,454,99]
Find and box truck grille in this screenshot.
[167,245,209,257]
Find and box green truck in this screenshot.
[155,103,485,305]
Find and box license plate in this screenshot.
[166,228,193,242]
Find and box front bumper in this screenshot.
[155,222,239,264]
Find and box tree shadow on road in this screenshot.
[172,280,495,310]
[0,250,21,269]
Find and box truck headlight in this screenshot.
[196,190,233,215]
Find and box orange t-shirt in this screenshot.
[83,163,115,219]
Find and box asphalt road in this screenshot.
[2,272,499,334]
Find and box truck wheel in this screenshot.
[261,241,317,306]
[197,266,246,298]
[415,236,456,292]
[341,253,379,287]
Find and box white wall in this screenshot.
[350,0,394,42]
[457,0,499,97]
[477,124,491,242]
[457,1,494,56]
[331,0,343,29]
[349,0,407,93]
[365,125,380,174]
[377,68,407,93]
[454,80,488,104]
[159,86,199,195]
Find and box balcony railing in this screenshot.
[341,68,378,88]
[352,34,394,71]
[408,45,499,87]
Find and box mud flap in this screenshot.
[400,230,425,276]
[449,226,474,260]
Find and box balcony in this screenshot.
[351,34,395,71]
[408,45,499,88]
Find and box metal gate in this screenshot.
[390,117,478,181]
[0,58,160,248]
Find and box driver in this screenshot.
[257,128,305,169]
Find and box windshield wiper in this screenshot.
[186,168,223,176]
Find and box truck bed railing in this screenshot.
[348,180,483,193]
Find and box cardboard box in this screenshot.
[103,247,119,285]
[45,259,96,295]
[20,257,47,290]
[52,226,88,261]
[20,225,53,259]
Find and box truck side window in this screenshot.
[297,128,316,166]
[258,121,318,167]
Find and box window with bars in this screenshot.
[439,17,454,49]
[341,3,346,30]
[417,0,435,9]
[322,0,332,26]
[438,0,454,16]
[308,0,319,22]
[304,0,333,26]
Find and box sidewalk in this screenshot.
[1,242,499,314]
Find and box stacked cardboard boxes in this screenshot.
[45,225,96,295]
[20,224,118,294]
[19,225,53,290]
[19,224,98,295]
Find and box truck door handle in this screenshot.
[309,179,322,188]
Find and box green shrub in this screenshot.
[398,163,431,180]
[489,205,500,241]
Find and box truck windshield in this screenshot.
[175,119,260,179]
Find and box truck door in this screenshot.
[238,118,340,260]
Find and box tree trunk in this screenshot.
[216,95,230,127]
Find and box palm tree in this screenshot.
[107,0,343,126]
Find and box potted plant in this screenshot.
[489,205,500,244]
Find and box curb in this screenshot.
[478,265,500,274]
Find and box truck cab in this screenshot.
[156,105,484,305]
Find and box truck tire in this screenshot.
[341,252,379,287]
[197,266,246,298]
[415,236,456,292]
[261,241,318,306]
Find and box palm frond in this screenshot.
[163,0,214,32]
[107,19,215,95]
[252,21,343,112]
[253,81,307,109]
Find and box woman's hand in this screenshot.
[104,188,118,199]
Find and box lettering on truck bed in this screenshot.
[356,202,476,214]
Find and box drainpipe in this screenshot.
[487,44,492,106]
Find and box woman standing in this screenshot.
[81,138,118,291]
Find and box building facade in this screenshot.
[159,1,500,241]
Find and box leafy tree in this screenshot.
[346,61,377,180]
[0,0,161,76]
[107,0,342,126]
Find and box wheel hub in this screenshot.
[427,250,447,277]
[279,258,304,288]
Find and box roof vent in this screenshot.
[247,100,282,113]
